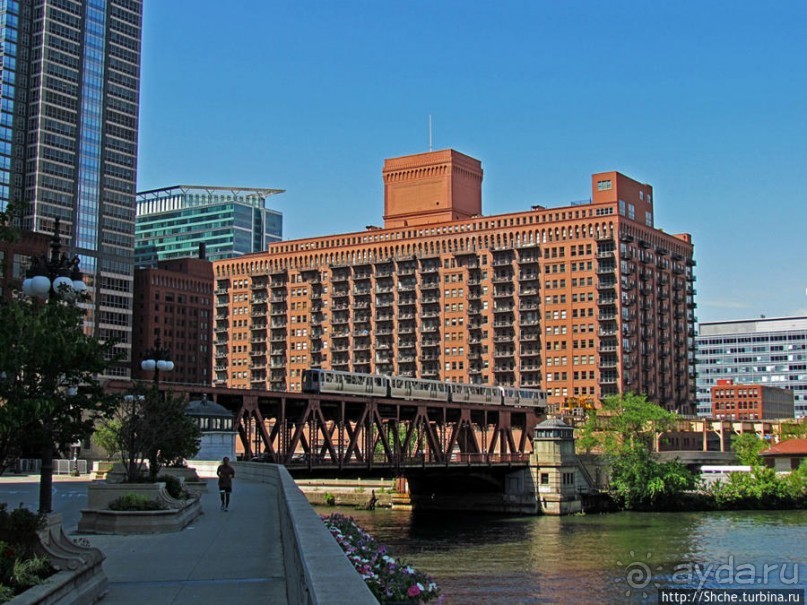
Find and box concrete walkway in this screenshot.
[81,478,288,605]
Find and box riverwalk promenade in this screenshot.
[0,464,378,605]
[85,474,286,604]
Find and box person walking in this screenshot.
[216,456,235,511]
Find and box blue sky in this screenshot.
[137,1,807,324]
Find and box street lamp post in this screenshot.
[141,337,174,387]
[22,218,87,301]
[20,217,87,513]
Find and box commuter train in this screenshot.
[301,368,546,409]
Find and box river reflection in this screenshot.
[316,506,807,604]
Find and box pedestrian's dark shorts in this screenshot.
[219,486,232,493]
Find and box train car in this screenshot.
[449,382,500,405]
[501,387,547,408]
[388,375,451,402]
[303,369,546,409]
[302,369,390,397]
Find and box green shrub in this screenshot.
[0,504,53,599]
[108,494,167,511]
[0,505,45,560]
[324,492,336,506]
[8,555,51,588]
[156,474,187,500]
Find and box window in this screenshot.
[597,180,613,191]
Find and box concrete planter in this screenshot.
[78,482,201,535]
[90,461,114,481]
[7,514,107,605]
[158,467,208,495]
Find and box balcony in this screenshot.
[599,356,619,369]
[599,341,618,353]
[492,256,514,267]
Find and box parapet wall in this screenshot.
[230,462,378,605]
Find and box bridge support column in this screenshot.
[530,418,584,515]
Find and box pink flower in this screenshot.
[407,584,422,598]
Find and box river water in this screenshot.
[316,506,807,604]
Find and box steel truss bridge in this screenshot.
[106,382,544,471]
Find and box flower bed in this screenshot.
[321,513,440,604]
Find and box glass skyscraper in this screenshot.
[696,316,807,418]
[135,185,284,266]
[0,0,143,376]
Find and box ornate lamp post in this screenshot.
[21,219,86,301]
[19,217,87,513]
[141,337,174,387]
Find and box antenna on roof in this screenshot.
[429,114,433,152]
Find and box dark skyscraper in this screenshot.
[0,0,143,375]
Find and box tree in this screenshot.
[609,443,699,510]
[0,295,117,512]
[112,384,200,483]
[578,393,697,510]
[580,392,680,454]
[0,199,24,244]
[91,418,121,461]
[730,433,769,466]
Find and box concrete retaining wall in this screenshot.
[231,462,378,605]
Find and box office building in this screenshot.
[135,185,284,266]
[711,378,794,420]
[697,316,807,418]
[0,0,143,376]
[212,149,697,412]
[132,250,214,386]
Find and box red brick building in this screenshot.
[0,230,54,300]
[212,149,697,412]
[132,253,214,385]
[711,378,795,420]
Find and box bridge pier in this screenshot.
[404,466,539,515]
[529,418,588,515]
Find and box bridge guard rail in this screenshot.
[233,461,378,605]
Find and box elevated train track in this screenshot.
[106,380,546,471]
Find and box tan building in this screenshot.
[711,378,795,420]
[212,149,697,411]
